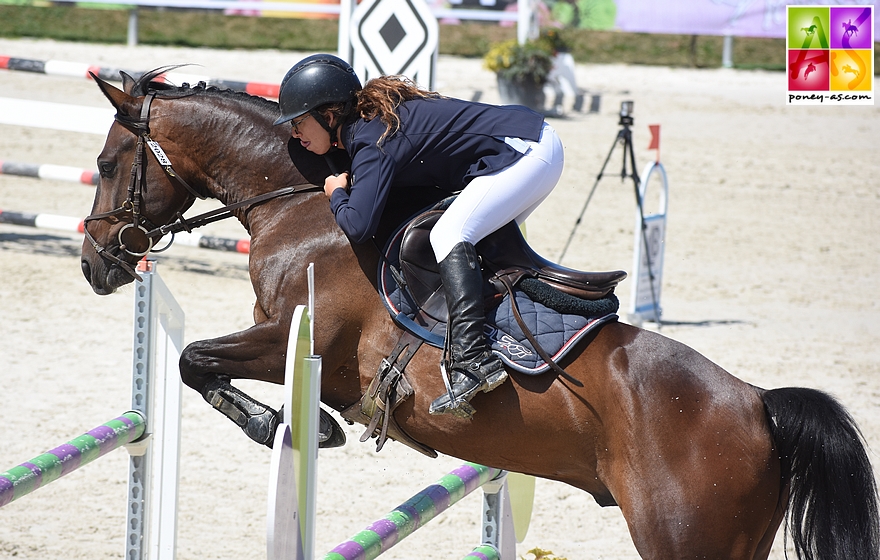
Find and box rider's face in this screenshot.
[291,112,334,155]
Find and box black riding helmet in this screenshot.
[274,54,362,126]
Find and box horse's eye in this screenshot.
[99,161,117,178]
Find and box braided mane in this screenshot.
[131,65,279,120]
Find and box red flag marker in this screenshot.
[648,124,661,162]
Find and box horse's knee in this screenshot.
[179,340,216,392]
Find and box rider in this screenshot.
[275,54,564,418]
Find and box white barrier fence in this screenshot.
[0,260,183,560]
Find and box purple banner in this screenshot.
[614,0,878,39]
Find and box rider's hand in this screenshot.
[324,173,349,197]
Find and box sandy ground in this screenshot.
[0,38,878,560]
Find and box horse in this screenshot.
[842,20,859,38]
[80,69,879,560]
[800,24,817,37]
[843,64,859,77]
[804,62,816,80]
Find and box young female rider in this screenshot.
[276,54,564,418]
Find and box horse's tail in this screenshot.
[762,387,879,560]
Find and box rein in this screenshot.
[83,91,321,281]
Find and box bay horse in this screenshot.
[80,69,879,560]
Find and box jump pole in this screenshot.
[0,260,182,560]
[324,462,515,560]
[128,260,184,560]
[0,411,146,507]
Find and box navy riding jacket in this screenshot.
[328,96,544,244]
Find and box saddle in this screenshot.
[345,199,627,457]
[400,208,626,325]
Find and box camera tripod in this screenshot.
[558,101,661,323]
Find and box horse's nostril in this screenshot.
[81,259,91,283]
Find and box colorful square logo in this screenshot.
[786,5,874,105]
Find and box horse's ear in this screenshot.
[90,71,134,113]
[119,71,137,94]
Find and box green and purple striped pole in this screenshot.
[462,544,502,560]
[0,411,146,508]
[323,462,503,560]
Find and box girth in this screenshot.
[340,327,438,458]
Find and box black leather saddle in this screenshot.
[397,208,627,324]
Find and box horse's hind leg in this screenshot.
[619,474,781,560]
[178,319,288,447]
[607,397,782,559]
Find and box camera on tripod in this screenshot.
[618,100,634,127]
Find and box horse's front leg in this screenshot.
[178,318,346,449]
[179,318,288,446]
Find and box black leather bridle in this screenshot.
[83,91,318,282]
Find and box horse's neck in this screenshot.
[181,96,304,209]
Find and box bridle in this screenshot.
[83,91,319,282]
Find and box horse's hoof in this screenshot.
[272,406,346,449]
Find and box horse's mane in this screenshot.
[131,65,279,121]
[127,66,341,186]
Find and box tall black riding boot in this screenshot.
[429,242,507,418]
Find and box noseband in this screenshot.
[83,91,318,282]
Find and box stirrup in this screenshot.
[429,356,507,418]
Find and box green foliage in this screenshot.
[0,5,339,51]
[482,28,574,83]
[483,38,555,84]
[534,28,569,54]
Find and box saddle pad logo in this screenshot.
[786,5,874,105]
[486,326,534,359]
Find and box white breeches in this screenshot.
[429,122,564,262]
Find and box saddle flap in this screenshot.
[398,210,444,318]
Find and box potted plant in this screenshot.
[483,30,567,112]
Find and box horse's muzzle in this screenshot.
[81,256,135,295]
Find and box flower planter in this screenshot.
[496,75,546,112]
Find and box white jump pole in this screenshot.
[128,260,184,560]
